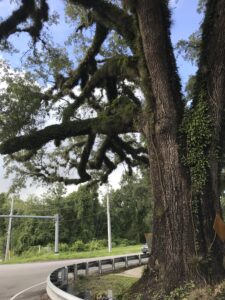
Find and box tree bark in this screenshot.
[192,0,225,281]
[135,0,225,295]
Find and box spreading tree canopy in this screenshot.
[0,0,225,298]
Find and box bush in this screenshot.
[96,239,108,248]
[112,238,137,246]
[113,238,130,246]
[120,239,130,246]
[59,243,69,252]
[71,240,86,252]
[86,240,105,251]
[127,240,137,245]
[111,241,117,248]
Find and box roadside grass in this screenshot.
[0,245,141,264]
[77,275,225,300]
[70,273,138,300]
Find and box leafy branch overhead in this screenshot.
[0,0,148,186]
[0,0,49,42]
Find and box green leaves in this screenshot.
[176,31,202,65]
[107,171,152,242]
[0,67,44,139]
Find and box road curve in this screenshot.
[0,253,140,300]
[0,258,82,300]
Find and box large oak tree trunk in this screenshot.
[147,130,197,289]
[192,0,225,282]
[134,0,225,296]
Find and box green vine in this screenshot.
[180,90,215,261]
[184,96,212,194]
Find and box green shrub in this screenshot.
[113,238,132,246]
[97,239,108,247]
[71,240,86,252]
[59,243,69,252]
[111,241,117,247]
[86,240,105,251]
[120,239,130,246]
[128,240,137,245]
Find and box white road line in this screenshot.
[10,281,46,300]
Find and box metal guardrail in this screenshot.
[47,253,149,300]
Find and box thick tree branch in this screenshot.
[40,22,108,106]
[77,133,96,179]
[61,23,109,91]
[69,0,136,46]
[0,109,137,155]
[0,0,35,41]
[101,155,116,182]
[63,56,139,121]
[121,84,142,107]
[89,137,111,169]
[32,168,88,185]
[0,0,49,41]
[113,136,149,165]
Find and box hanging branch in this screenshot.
[0,0,49,42]
[69,0,136,46]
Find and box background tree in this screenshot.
[6,184,106,254]
[107,171,153,243]
[55,184,106,243]
[0,176,151,256]
[0,193,9,257]
[0,0,225,297]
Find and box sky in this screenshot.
[0,0,203,199]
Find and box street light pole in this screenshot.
[107,186,112,252]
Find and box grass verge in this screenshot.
[0,245,141,264]
[70,274,138,300]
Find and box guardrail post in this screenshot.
[74,264,78,280]
[112,258,115,271]
[139,254,142,265]
[98,260,102,275]
[64,267,68,286]
[125,256,128,268]
[57,269,63,285]
[85,262,89,276]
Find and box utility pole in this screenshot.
[107,185,112,252]
[5,197,14,261]
[54,214,59,254]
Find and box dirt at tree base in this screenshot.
[124,270,225,300]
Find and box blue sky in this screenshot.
[170,0,201,84]
[0,0,203,198]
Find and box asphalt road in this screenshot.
[0,258,79,300]
[0,254,141,300]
